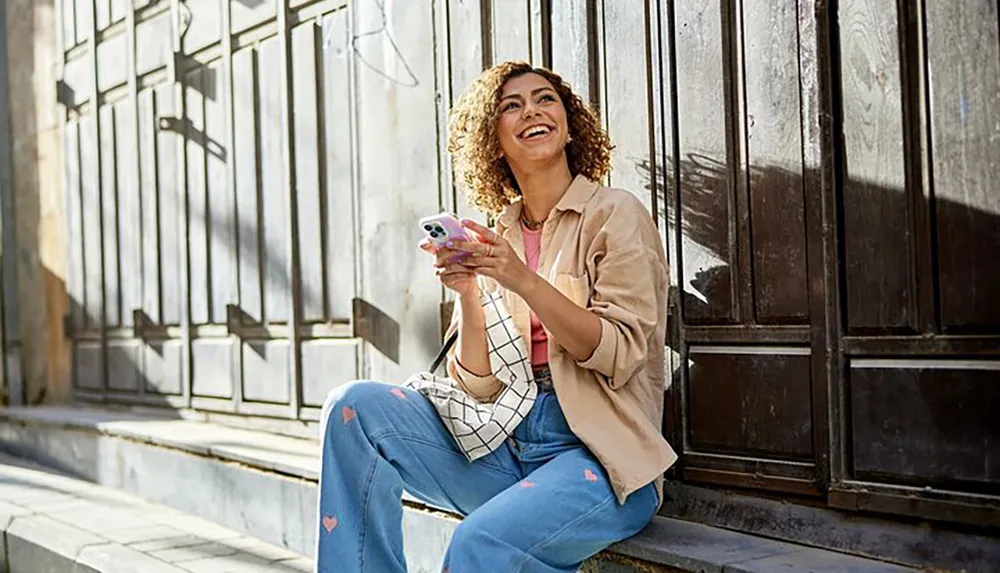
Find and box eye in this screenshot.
[502,101,520,112]
[539,94,557,103]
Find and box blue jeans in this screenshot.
[315,380,658,573]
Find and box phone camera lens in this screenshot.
[429,231,439,238]
[423,224,433,231]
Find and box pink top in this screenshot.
[521,221,548,366]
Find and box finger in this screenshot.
[435,251,473,268]
[437,263,473,276]
[461,219,500,243]
[449,240,491,256]
[460,256,500,269]
[472,266,498,279]
[441,263,473,273]
[418,239,438,254]
[441,273,475,285]
[433,245,458,261]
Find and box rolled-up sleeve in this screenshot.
[576,230,663,389]
[443,299,504,402]
[447,354,503,402]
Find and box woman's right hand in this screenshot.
[420,240,479,299]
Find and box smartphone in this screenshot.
[419,212,472,248]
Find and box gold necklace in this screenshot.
[520,209,544,231]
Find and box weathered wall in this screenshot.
[2,0,70,406]
[41,0,673,422]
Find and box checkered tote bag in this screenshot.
[403,289,537,462]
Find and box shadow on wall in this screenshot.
[49,140,1000,415]
[633,152,1000,495]
[1,0,70,407]
[635,154,1000,332]
[636,154,807,322]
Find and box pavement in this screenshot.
[0,452,312,573]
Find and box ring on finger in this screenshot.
[486,244,495,258]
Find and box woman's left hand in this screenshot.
[450,219,538,295]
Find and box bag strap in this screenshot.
[429,330,459,374]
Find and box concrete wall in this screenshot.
[1,0,71,407]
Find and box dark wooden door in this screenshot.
[829,0,1000,525]
[659,0,1000,527]
[659,0,827,498]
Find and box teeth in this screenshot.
[524,126,550,138]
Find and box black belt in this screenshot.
[532,365,555,392]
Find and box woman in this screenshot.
[316,60,677,573]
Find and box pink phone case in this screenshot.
[419,213,472,247]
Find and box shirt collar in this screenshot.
[497,175,599,228]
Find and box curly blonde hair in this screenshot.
[447,61,614,215]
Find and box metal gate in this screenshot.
[57,0,999,527]
[59,0,365,422]
[56,0,660,425]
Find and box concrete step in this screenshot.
[0,405,924,573]
[0,451,310,572]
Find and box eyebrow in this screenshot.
[499,87,556,103]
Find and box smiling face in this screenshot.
[496,72,570,170]
[446,61,613,215]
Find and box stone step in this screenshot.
[0,405,923,573]
[0,451,310,572]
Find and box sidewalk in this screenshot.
[0,405,931,573]
[0,452,311,572]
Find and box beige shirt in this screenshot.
[446,175,679,505]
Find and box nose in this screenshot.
[521,99,541,118]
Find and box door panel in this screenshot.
[926,0,1000,333]
[688,348,813,460]
[848,362,1000,490]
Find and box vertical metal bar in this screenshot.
[798,0,834,492]
[278,0,302,419]
[528,0,550,67]
[346,0,365,379]
[730,0,754,326]
[431,0,453,332]
[169,0,192,408]
[648,0,676,451]
[902,0,937,335]
[480,0,494,68]
[584,0,600,107]
[432,0,449,215]
[719,0,745,325]
[312,21,331,323]
[87,0,108,398]
[438,0,456,214]
[642,0,658,226]
[662,0,689,458]
[804,0,845,489]
[648,0,665,250]
[594,0,608,146]
[222,0,242,413]
[126,0,142,398]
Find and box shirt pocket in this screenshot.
[554,272,591,309]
